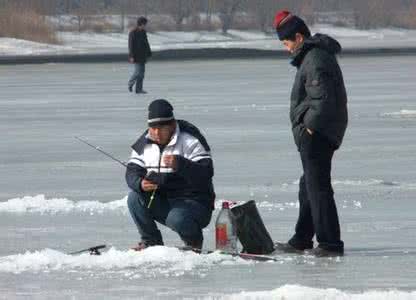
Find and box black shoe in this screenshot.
[128,86,133,92]
[183,239,203,251]
[136,90,147,94]
[130,240,163,252]
[274,242,306,254]
[130,241,150,252]
[307,247,344,257]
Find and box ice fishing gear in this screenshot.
[178,245,279,262]
[75,136,165,208]
[69,244,107,255]
[230,200,275,254]
[147,189,157,209]
[75,136,128,167]
[74,136,170,170]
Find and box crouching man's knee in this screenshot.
[166,213,199,237]
[127,190,146,211]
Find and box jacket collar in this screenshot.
[290,42,313,67]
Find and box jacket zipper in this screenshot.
[157,145,166,175]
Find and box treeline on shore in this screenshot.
[1,0,416,44]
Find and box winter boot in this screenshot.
[274,242,307,254]
[306,247,344,257]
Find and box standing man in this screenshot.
[126,99,215,250]
[128,16,152,94]
[273,10,348,257]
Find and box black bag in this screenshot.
[230,200,274,254]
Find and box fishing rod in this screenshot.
[75,136,127,167]
[74,136,161,208]
[74,136,170,170]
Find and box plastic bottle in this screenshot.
[215,201,238,253]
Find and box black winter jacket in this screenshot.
[289,33,348,150]
[128,28,152,63]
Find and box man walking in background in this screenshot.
[128,16,152,94]
[273,10,348,257]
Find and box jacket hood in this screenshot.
[304,33,341,54]
[291,33,341,67]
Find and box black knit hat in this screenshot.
[274,10,310,41]
[137,16,148,26]
[148,99,175,127]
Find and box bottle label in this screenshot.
[215,224,228,248]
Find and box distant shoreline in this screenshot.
[1,47,416,65]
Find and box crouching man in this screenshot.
[126,99,215,250]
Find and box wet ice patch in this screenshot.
[204,284,416,300]
[0,246,257,276]
[342,199,362,209]
[381,110,416,118]
[332,179,399,187]
[285,178,399,187]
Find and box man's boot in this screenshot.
[274,242,307,254]
[306,247,344,257]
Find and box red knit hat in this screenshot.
[273,10,293,29]
[273,10,309,41]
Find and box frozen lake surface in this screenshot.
[1,57,416,299]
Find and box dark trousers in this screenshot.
[128,63,145,92]
[289,131,344,252]
[127,190,212,246]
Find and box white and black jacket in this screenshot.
[125,120,215,209]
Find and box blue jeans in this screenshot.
[127,190,212,247]
[128,63,145,92]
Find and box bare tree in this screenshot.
[0,0,58,43]
[351,0,396,29]
[299,0,315,24]
[247,0,289,33]
[216,0,246,34]
[200,0,215,30]
[409,1,416,28]
[164,0,199,31]
[103,0,114,9]
[134,0,154,17]
[118,0,127,32]
[71,0,96,32]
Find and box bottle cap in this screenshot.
[222,201,230,209]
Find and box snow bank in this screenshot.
[210,285,416,300]
[0,179,411,216]
[0,194,127,214]
[0,194,299,214]
[0,246,256,275]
